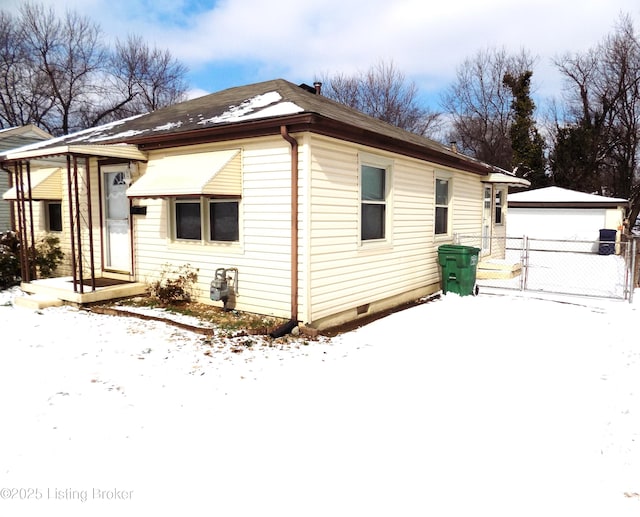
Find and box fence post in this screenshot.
[520,235,528,291]
[630,237,637,304]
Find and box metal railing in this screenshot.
[455,234,638,302]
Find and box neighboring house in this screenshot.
[0,125,53,232]
[0,79,528,330]
[508,186,628,249]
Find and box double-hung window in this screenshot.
[360,161,390,242]
[174,197,240,243]
[435,177,450,235]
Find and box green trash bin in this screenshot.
[437,244,481,296]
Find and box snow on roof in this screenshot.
[197,92,303,126]
[508,186,627,204]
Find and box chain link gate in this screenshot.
[455,234,637,302]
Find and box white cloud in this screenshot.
[2,0,640,105]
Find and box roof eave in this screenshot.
[2,144,148,162]
[132,113,498,177]
[509,201,629,208]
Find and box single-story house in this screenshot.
[0,125,52,232]
[1,79,529,330]
[508,186,628,250]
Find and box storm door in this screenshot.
[103,168,131,272]
[481,185,492,255]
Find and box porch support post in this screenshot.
[25,161,36,281]
[66,155,78,292]
[15,162,30,282]
[84,156,96,291]
[72,155,84,294]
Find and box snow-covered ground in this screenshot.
[1,287,639,516]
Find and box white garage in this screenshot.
[508,186,628,249]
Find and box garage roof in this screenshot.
[509,186,628,208]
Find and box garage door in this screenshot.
[508,208,606,241]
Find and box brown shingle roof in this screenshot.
[2,79,511,177]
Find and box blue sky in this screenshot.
[3,0,640,108]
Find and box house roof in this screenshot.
[0,124,52,153]
[508,186,628,208]
[0,79,525,181]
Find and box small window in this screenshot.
[495,190,504,225]
[361,164,387,241]
[209,200,239,241]
[435,178,450,235]
[46,201,63,232]
[175,199,201,240]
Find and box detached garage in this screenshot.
[508,186,628,251]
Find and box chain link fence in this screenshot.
[455,234,638,301]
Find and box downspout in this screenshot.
[271,125,299,337]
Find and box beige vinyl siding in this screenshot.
[307,136,431,323]
[450,171,483,237]
[0,173,10,231]
[306,135,486,325]
[9,164,74,276]
[131,137,307,319]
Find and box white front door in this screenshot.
[481,186,492,256]
[103,168,131,272]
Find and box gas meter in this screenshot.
[210,267,238,309]
[210,268,229,302]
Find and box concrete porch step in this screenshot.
[477,260,522,280]
[14,294,64,310]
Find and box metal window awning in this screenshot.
[126,149,242,198]
[2,167,63,200]
[483,172,531,188]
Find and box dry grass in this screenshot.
[113,297,289,336]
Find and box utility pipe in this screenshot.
[280,125,299,324]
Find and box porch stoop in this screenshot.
[477,260,522,280]
[14,294,64,310]
[19,277,148,305]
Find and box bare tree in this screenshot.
[440,47,536,170]
[0,10,54,129]
[0,2,189,136]
[20,3,107,135]
[108,35,188,119]
[318,60,442,138]
[551,14,640,225]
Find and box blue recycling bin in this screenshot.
[598,229,617,255]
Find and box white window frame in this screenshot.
[435,173,452,238]
[171,196,241,244]
[44,200,63,232]
[359,153,392,246]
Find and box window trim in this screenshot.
[171,196,241,244]
[44,200,63,233]
[358,153,392,246]
[434,173,452,238]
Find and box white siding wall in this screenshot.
[0,173,10,232]
[132,138,306,319]
[306,135,485,325]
